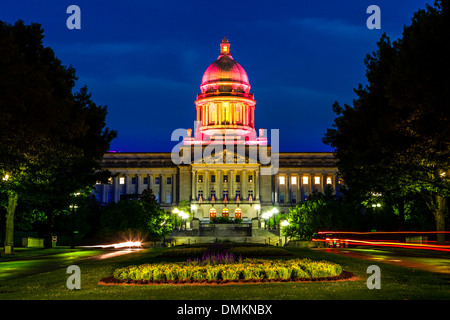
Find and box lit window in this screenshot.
[96,181,101,185]
[326,177,332,185]
[223,175,228,183]
[291,176,297,184]
[248,175,253,182]
[314,176,320,185]
[302,176,309,184]
[198,175,203,183]
[279,176,285,184]
[119,177,125,185]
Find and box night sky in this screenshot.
[1,0,431,153]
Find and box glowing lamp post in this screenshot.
[172,208,180,230]
[191,204,198,219]
[271,207,279,229]
[262,210,273,230]
[178,211,189,230]
[372,203,381,241]
[281,220,289,245]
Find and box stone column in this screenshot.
[217,170,222,200]
[191,170,196,200]
[255,169,260,201]
[242,169,247,200]
[230,170,234,199]
[205,169,209,200]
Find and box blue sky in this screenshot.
[0,0,432,152]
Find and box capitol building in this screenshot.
[94,37,340,239]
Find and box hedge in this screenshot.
[113,258,342,283]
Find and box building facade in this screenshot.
[95,37,340,226]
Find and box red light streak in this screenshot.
[313,231,450,252]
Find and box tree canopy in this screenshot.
[0,20,117,250]
[323,1,449,241]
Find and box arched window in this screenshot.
[209,208,217,220]
[222,208,229,218]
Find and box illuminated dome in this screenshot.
[201,55,249,86]
[183,37,267,146]
[200,36,250,94]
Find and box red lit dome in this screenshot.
[201,55,249,86]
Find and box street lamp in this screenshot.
[172,208,179,230]
[191,204,198,219]
[281,220,289,245]
[372,203,381,242]
[70,192,81,249]
[271,208,279,229]
[178,211,189,230]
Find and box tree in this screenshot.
[0,20,116,252]
[323,1,449,242]
[99,189,172,241]
[284,187,363,240]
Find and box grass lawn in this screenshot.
[0,246,449,300]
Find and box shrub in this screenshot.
[112,258,343,283]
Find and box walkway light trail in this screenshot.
[81,241,142,249]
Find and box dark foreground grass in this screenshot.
[0,246,448,300]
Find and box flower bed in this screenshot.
[109,258,344,284]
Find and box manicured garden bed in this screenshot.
[102,258,346,285]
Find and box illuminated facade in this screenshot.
[96,38,340,236]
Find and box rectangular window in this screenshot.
[198,175,203,183]
[248,175,253,182]
[167,177,172,185]
[155,193,160,202]
[291,193,297,204]
[210,190,216,200]
[326,177,332,185]
[223,175,228,183]
[198,190,203,200]
[166,192,171,203]
[155,177,160,185]
[119,177,125,185]
[223,190,228,200]
[235,190,241,200]
[248,190,253,200]
[279,176,285,184]
[131,177,137,185]
[302,176,309,185]
[291,176,297,184]
[211,175,216,183]
[236,175,240,183]
[314,176,320,185]
[279,192,285,203]
[143,177,149,185]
